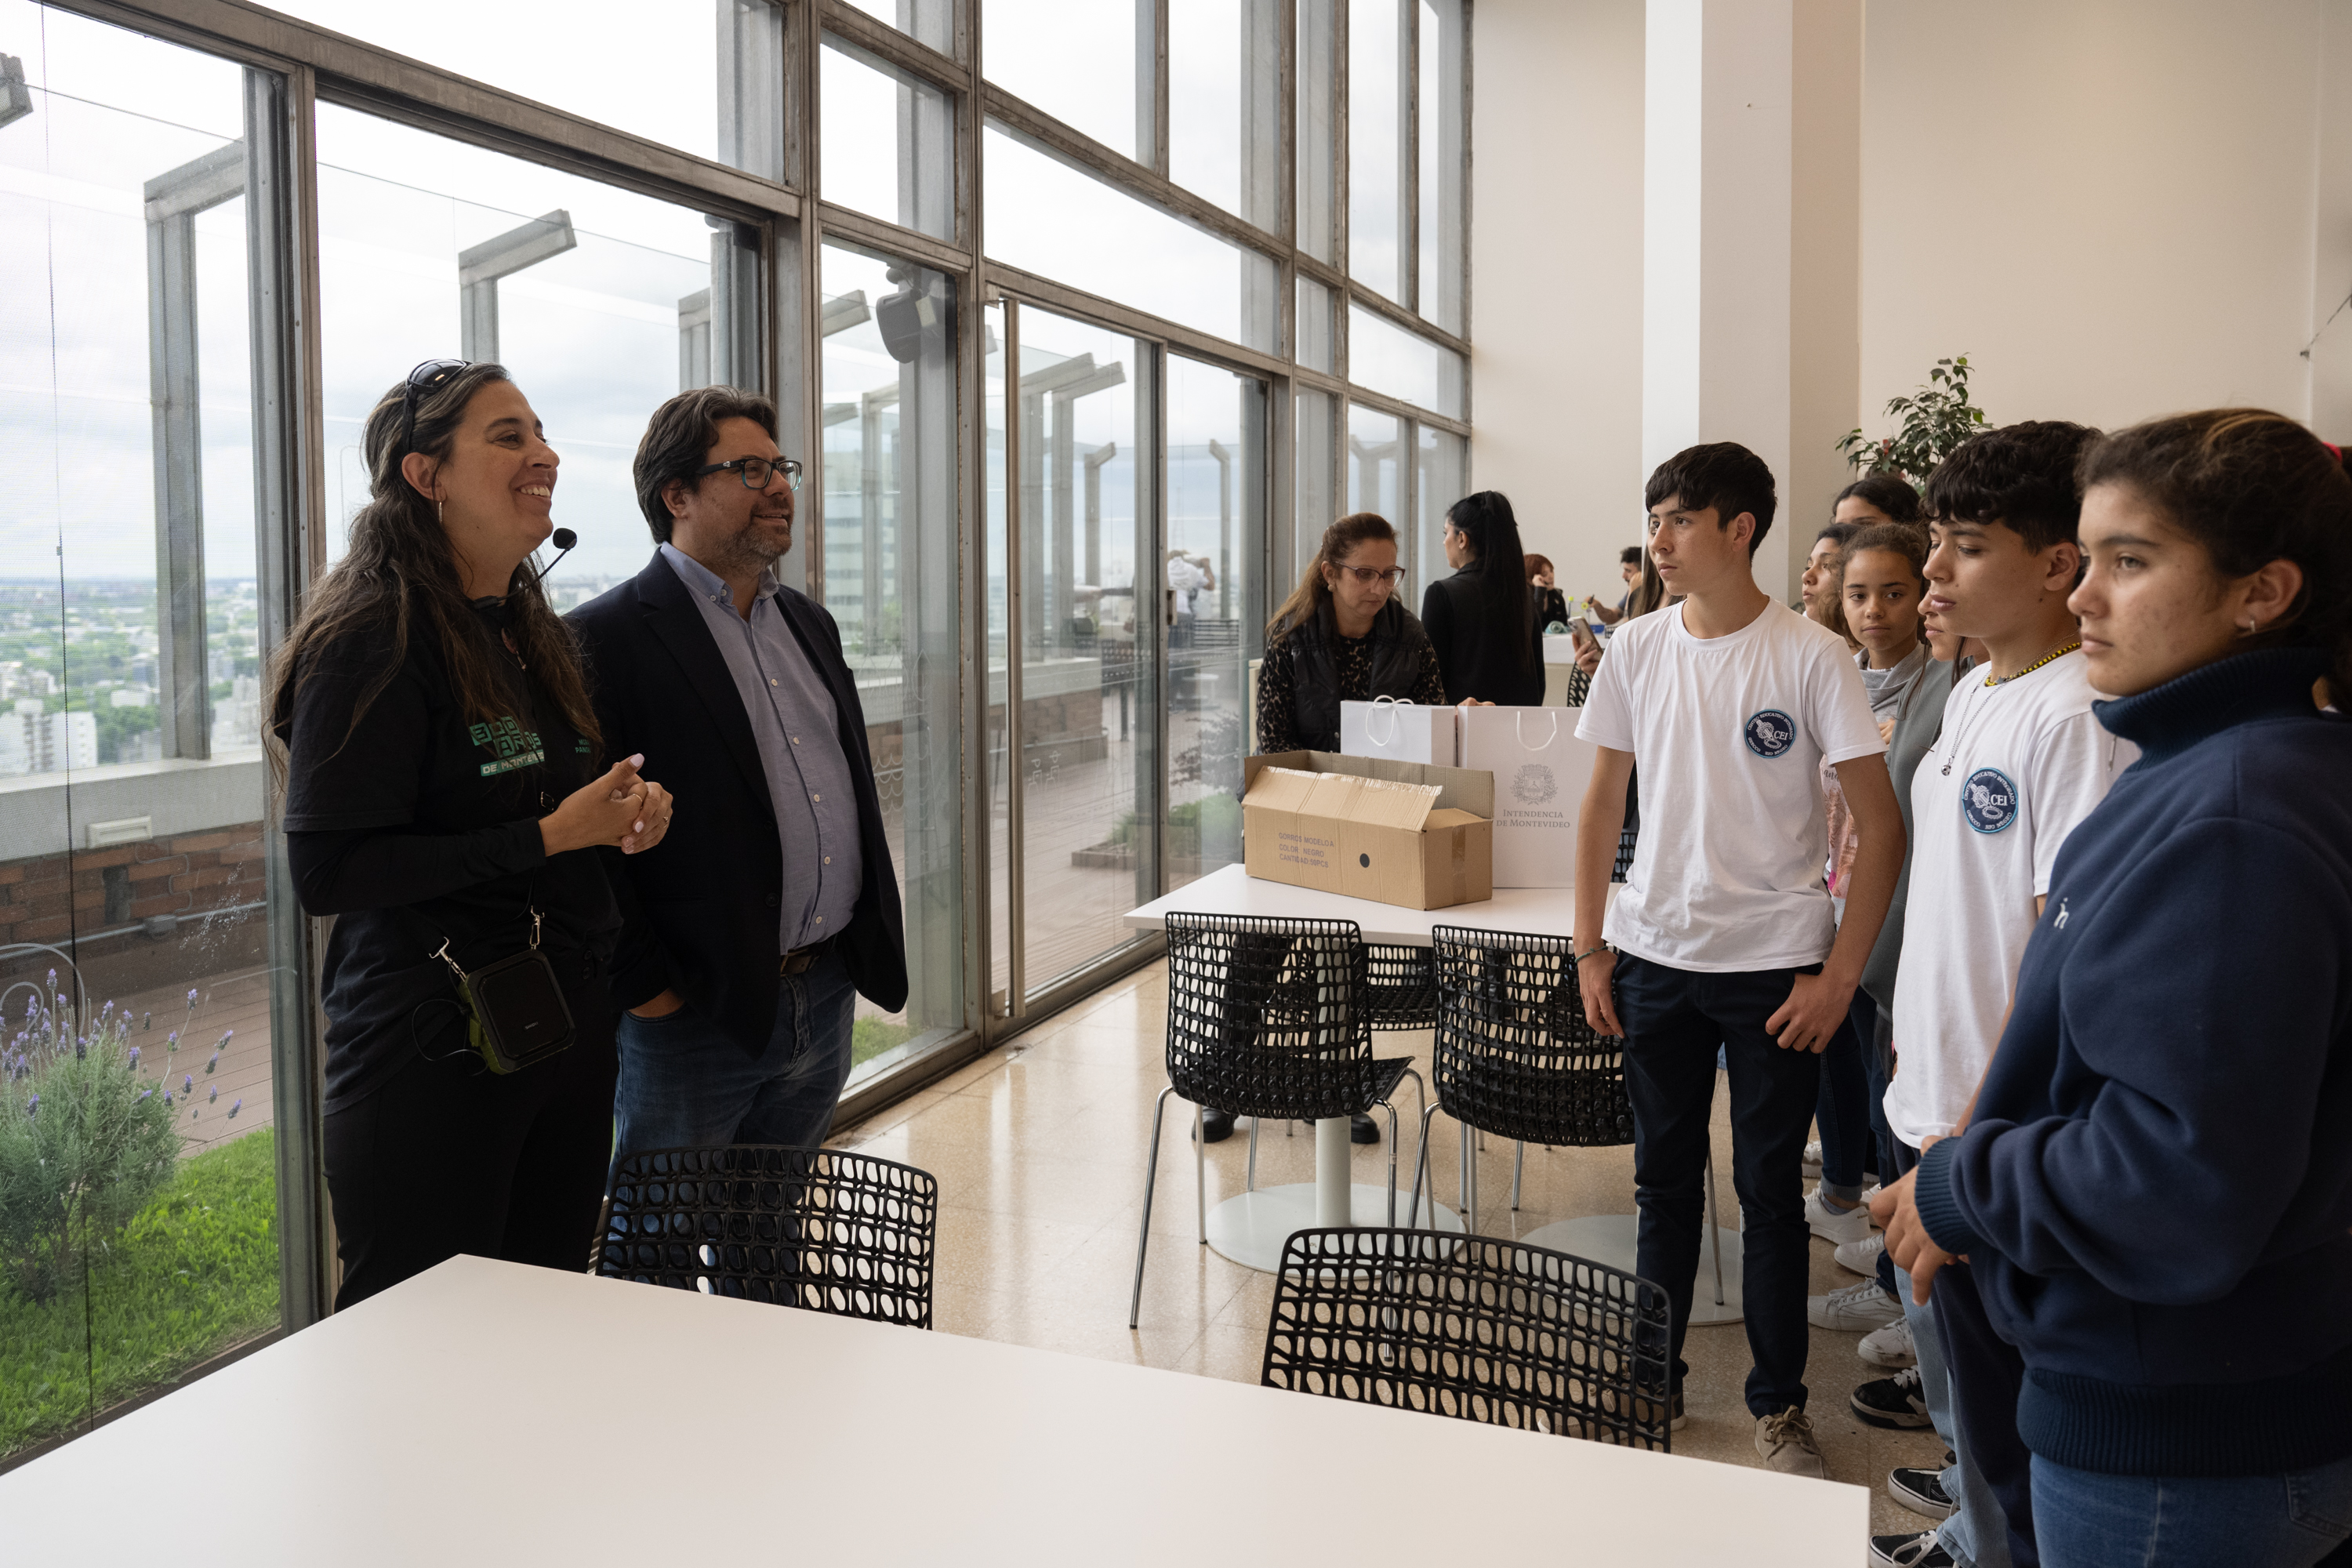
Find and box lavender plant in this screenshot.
[0,975,183,1303]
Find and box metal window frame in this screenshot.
[34,0,1479,1330]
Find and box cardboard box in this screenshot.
[1241,750,1494,910]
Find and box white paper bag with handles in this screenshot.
[1340,696,1460,767]
[1457,706,1595,887]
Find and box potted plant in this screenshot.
[1837,354,1991,488]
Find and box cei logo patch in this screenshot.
[1743,709,1795,758]
[1962,768,2020,833]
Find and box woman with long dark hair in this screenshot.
[267,361,673,1308]
[1255,511,1446,754]
[1879,408,2352,1567]
[1421,489,1544,706]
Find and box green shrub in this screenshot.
[0,1127,281,1457]
[0,978,183,1303]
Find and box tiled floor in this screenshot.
[830,960,1951,1544]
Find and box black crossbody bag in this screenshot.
[430,903,575,1074]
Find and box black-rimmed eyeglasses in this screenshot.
[692,456,804,492]
[398,358,471,456]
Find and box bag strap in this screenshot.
[1366,694,1409,747]
[1514,709,1562,750]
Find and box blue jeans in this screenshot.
[612,947,858,1164]
[1613,955,1821,1417]
[1899,1258,2012,1568]
[2031,1450,2352,1568]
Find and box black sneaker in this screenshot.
[1849,1366,1932,1429]
[1888,1462,1956,1520]
[1868,1532,1952,1567]
[1196,1109,1235,1143]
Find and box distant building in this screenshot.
[0,703,97,776]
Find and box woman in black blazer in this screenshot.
[1420,490,1544,706]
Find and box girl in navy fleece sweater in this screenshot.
[1877,409,2352,1568]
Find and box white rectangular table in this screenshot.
[1127,861,1582,948]
[0,1256,1863,1564]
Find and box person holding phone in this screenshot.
[270,360,673,1309]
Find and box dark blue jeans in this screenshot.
[1613,954,1823,1417]
[1812,991,1887,1193]
[2032,1451,2352,1568]
[612,946,858,1165]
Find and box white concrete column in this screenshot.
[1642,0,1859,602]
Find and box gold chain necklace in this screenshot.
[1940,641,2082,776]
[1983,639,2081,688]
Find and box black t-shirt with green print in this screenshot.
[280,602,619,1112]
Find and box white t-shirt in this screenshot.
[1577,599,1887,972]
[1884,654,2138,1145]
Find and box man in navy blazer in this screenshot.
[571,387,906,1161]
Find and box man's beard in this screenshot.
[713,511,792,575]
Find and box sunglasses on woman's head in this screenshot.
[399,358,472,456]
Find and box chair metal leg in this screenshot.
[1407,1102,1441,1230]
[1704,1144,1726,1308]
[1467,1125,1480,1235]
[1196,1103,1209,1242]
[1511,1140,1525,1211]
[1247,1115,1260,1192]
[1131,1084,1176,1330]
[1380,1099,1400,1226]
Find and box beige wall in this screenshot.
[1859,0,2325,439]
[1468,1,2344,601]
[1468,0,1648,606]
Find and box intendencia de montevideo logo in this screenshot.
[1744,709,1795,758]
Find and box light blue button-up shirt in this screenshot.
[661,543,862,953]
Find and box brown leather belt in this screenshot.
[779,936,835,977]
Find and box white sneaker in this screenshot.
[1861,1181,1884,1214]
[1836,1232,1887,1277]
[1802,1139,1824,1177]
[1805,1185,1872,1247]
[1859,1314,1917,1369]
[1809,1276,1904,1331]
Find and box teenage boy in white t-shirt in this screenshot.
[1573,443,1905,1478]
[1865,423,2136,1568]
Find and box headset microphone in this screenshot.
[533,527,577,585]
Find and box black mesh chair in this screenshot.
[1409,924,1636,1233]
[1131,913,1425,1328]
[1261,1227,1673,1450]
[1363,943,1438,1030]
[599,1145,938,1329]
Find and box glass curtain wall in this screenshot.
[990,303,1156,1004]
[0,6,294,1462]
[0,0,1480,1457]
[817,241,962,1088]
[314,106,746,586]
[1165,357,1265,888]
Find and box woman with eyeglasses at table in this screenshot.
[266,361,674,1308]
[1254,511,1447,757]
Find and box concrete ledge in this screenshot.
[0,750,266,848]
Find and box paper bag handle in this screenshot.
[1366,694,1412,747]
[1514,709,1562,750]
